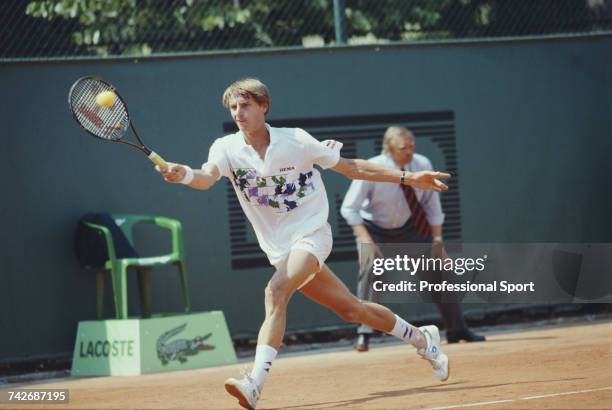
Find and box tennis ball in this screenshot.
[96,90,117,108]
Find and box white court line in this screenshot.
[428,399,514,409]
[428,386,612,410]
[520,386,612,401]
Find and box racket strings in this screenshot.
[70,79,129,141]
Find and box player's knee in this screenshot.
[264,282,290,310]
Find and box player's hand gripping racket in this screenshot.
[68,76,168,170]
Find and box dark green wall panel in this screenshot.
[1,35,610,360]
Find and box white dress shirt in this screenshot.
[206,124,342,265]
[340,153,445,229]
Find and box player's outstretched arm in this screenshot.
[331,157,451,192]
[157,162,219,191]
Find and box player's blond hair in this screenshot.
[222,78,271,114]
[382,126,414,153]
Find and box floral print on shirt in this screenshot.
[231,168,315,212]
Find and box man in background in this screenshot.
[341,126,486,351]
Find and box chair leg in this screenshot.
[177,262,191,313]
[137,268,152,319]
[96,271,105,320]
[110,262,129,319]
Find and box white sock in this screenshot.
[388,314,425,349]
[250,344,278,391]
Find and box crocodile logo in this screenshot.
[156,323,215,365]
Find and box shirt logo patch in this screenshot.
[324,140,338,150]
[279,166,295,172]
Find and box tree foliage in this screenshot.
[24,0,334,56]
[20,0,608,57]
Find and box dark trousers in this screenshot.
[356,219,468,335]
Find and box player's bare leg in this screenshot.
[225,250,320,409]
[299,263,449,382]
[258,250,319,348]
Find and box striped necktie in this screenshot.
[401,184,432,240]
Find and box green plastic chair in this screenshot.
[84,214,191,320]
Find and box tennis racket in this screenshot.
[68,76,168,170]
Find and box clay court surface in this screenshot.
[1,322,610,409]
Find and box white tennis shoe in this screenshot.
[224,370,260,410]
[417,325,450,382]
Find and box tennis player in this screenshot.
[158,78,450,409]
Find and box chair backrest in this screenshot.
[111,214,157,245]
[75,213,139,269]
[111,214,184,259]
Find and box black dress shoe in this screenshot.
[446,329,486,344]
[354,334,370,352]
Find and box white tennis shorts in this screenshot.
[272,223,333,288]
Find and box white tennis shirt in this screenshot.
[205,124,342,265]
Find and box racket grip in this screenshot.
[148,151,168,170]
